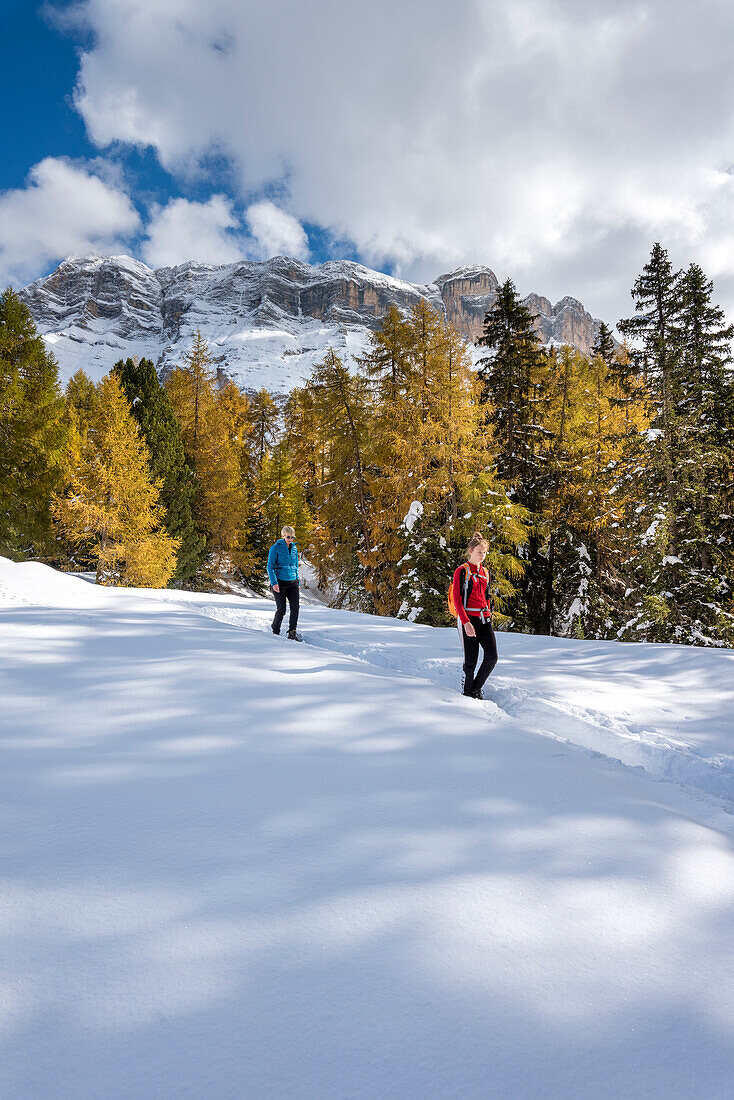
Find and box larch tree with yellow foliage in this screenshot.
[358,304,419,614]
[165,331,251,586]
[0,289,66,560]
[396,310,529,625]
[52,372,178,587]
[287,348,370,607]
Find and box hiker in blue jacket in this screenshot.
[267,525,302,640]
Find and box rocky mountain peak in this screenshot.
[19,254,610,392]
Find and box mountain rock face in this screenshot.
[20,254,608,392]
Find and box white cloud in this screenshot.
[63,0,734,322]
[142,195,243,268]
[244,201,309,260]
[0,157,140,288]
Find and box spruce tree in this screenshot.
[477,279,550,631]
[397,468,530,629]
[396,503,457,625]
[619,247,734,644]
[0,288,66,558]
[541,347,589,634]
[114,357,204,585]
[618,244,683,533]
[674,264,734,641]
[591,321,616,369]
[582,345,649,638]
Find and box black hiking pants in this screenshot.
[272,579,300,634]
[459,616,497,693]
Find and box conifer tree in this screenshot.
[55,369,101,570]
[114,357,204,584]
[53,372,178,586]
[256,441,312,548]
[358,300,530,625]
[578,344,649,637]
[533,345,648,638]
[285,350,370,606]
[618,243,684,567]
[677,264,734,551]
[397,465,530,628]
[165,332,251,586]
[248,388,280,465]
[619,248,734,643]
[361,302,494,615]
[477,279,550,631]
[218,380,255,482]
[356,304,415,404]
[358,306,421,614]
[592,321,616,369]
[540,347,590,633]
[477,279,546,485]
[0,288,66,558]
[218,379,274,590]
[396,502,456,625]
[65,368,99,418]
[672,263,733,640]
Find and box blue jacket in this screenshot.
[267,539,299,585]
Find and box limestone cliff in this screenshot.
[20,254,609,392]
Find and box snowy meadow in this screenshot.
[2,557,734,1099]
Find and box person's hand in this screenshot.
[463,620,476,637]
[272,583,280,593]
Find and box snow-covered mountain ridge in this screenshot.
[19,254,608,392]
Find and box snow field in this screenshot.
[1,558,734,1099]
[151,586,734,806]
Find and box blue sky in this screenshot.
[3,0,734,326]
[0,2,353,287]
[3,5,88,189]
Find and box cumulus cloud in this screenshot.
[68,0,734,321]
[0,157,140,288]
[142,195,243,268]
[245,201,310,260]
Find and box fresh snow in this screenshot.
[2,557,734,1099]
[402,499,424,532]
[43,312,376,394]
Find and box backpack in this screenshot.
[448,563,490,617]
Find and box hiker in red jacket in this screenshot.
[450,532,497,700]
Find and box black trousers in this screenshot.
[272,580,300,633]
[459,616,497,692]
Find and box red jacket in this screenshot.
[452,563,491,625]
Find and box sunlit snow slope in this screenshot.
[2,559,734,1100]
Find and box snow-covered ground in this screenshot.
[2,558,734,1099]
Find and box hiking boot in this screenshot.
[462,678,474,697]
[288,630,303,642]
[271,625,280,635]
[472,687,484,700]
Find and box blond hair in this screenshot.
[464,531,488,560]
[281,525,296,538]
